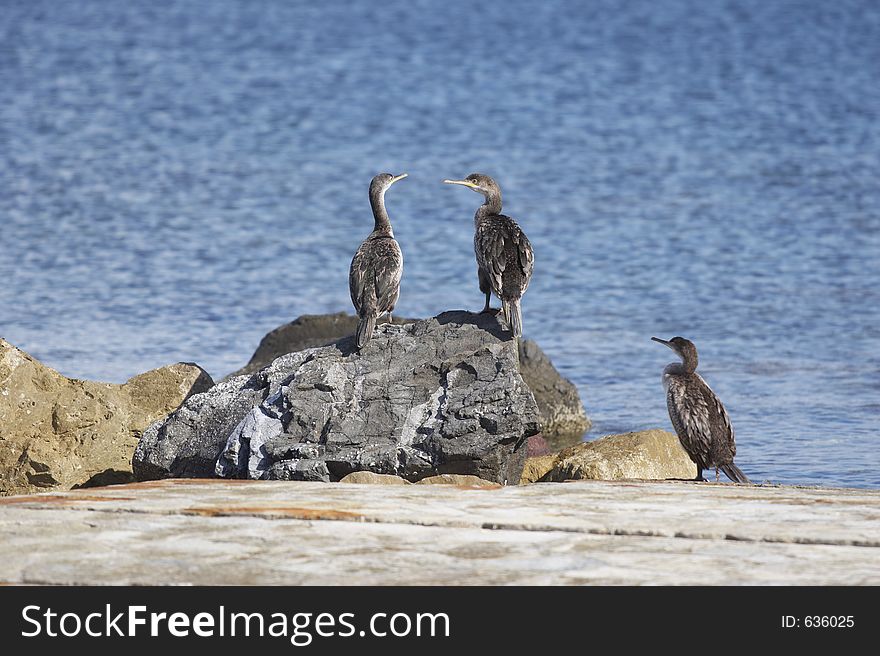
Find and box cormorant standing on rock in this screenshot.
[652,336,751,484]
[443,173,534,337]
[349,173,407,348]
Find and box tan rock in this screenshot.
[519,454,558,484]
[339,472,411,485]
[416,474,501,488]
[546,429,697,481]
[0,339,213,496]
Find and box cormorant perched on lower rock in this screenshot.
[349,173,407,348]
[443,173,534,337]
[652,336,751,484]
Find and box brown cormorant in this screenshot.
[349,173,407,348]
[442,173,534,337]
[652,336,751,483]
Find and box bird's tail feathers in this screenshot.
[721,462,751,484]
[503,298,523,337]
[356,315,376,349]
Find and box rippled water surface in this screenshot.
[2,0,878,488]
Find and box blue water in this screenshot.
[1,0,878,488]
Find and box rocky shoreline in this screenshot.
[2,310,693,496]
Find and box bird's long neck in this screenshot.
[476,189,502,218]
[668,352,698,375]
[370,186,393,235]
[663,362,687,377]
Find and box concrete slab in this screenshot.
[1,480,877,585]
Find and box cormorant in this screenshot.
[349,173,407,348]
[652,336,751,484]
[442,173,534,337]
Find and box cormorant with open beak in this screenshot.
[443,173,534,337]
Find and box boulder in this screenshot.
[134,312,541,485]
[132,372,268,481]
[519,454,557,484]
[518,339,591,444]
[416,474,500,488]
[339,472,411,485]
[543,429,697,482]
[227,312,415,380]
[0,338,213,496]
[225,312,590,443]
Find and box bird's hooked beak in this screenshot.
[390,173,408,185]
[442,178,480,190]
[651,336,674,350]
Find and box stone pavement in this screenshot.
[1,479,877,585]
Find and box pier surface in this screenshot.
[2,479,878,585]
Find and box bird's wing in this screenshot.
[666,378,713,470]
[349,242,371,312]
[373,238,403,313]
[475,223,507,295]
[698,374,736,459]
[476,215,534,296]
[515,227,534,294]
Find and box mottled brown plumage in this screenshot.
[652,336,750,483]
[443,173,534,336]
[349,173,406,348]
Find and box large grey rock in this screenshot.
[132,372,265,481]
[134,312,541,485]
[517,339,591,444]
[225,312,590,442]
[226,312,415,380]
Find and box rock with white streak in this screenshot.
[134,311,541,485]
[224,312,591,444]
